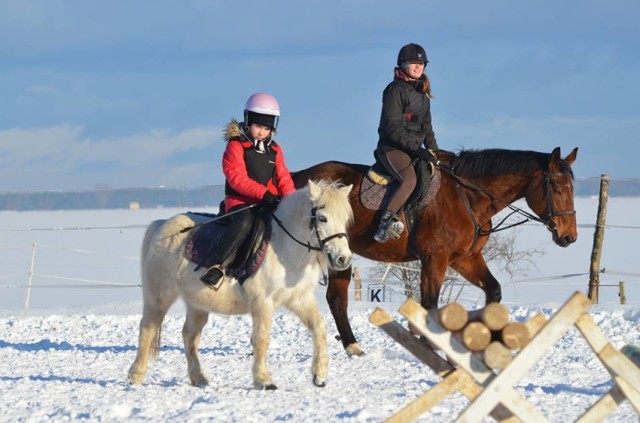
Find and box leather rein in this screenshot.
[270,206,348,253]
[436,162,576,252]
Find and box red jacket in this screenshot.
[223,138,296,211]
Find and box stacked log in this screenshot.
[429,302,548,371]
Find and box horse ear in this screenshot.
[339,184,353,197]
[308,180,321,200]
[549,147,562,171]
[564,147,578,166]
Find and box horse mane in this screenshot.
[280,179,354,229]
[448,149,574,179]
[307,179,354,227]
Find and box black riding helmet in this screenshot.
[397,43,428,69]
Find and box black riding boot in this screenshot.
[198,205,255,290]
[374,210,405,243]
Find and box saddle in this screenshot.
[184,210,272,285]
[360,158,441,212]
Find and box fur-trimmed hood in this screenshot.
[223,118,244,142]
[223,118,276,145]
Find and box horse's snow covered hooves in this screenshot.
[313,375,327,387]
[190,377,209,388]
[127,369,145,385]
[255,382,278,390]
[345,343,365,357]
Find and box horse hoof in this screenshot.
[190,375,209,387]
[345,343,365,357]
[256,383,278,390]
[127,373,144,385]
[313,376,327,387]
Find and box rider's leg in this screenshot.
[374,149,416,242]
[200,206,255,288]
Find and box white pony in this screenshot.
[128,180,353,390]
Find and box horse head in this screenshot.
[307,180,354,271]
[525,147,579,247]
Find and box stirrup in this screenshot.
[386,219,404,240]
[374,212,404,243]
[200,265,225,291]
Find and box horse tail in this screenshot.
[141,219,165,264]
[141,219,167,361]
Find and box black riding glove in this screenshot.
[260,191,281,209]
[415,148,432,161]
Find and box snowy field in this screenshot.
[1,197,640,421]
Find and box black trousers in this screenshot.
[207,204,259,269]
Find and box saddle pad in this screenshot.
[184,213,271,285]
[184,214,226,267]
[360,169,441,211]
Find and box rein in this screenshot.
[270,206,348,252]
[436,162,575,251]
[270,205,349,287]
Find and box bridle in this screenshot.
[270,206,348,253]
[438,164,575,251]
[540,171,577,232]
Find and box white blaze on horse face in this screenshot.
[310,182,353,271]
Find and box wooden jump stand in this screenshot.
[369,291,640,422]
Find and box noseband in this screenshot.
[309,207,349,251]
[270,206,348,252]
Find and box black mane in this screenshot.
[448,149,573,179]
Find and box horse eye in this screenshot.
[318,216,328,223]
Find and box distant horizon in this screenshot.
[0,174,636,194]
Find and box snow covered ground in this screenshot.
[1,299,639,422]
[1,198,640,421]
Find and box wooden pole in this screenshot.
[429,302,468,331]
[467,303,510,331]
[500,322,530,350]
[482,341,513,370]
[588,174,610,304]
[25,241,37,312]
[353,267,361,302]
[460,321,492,351]
[524,313,547,339]
[619,281,626,305]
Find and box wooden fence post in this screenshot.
[619,281,626,305]
[588,174,610,304]
[25,241,37,312]
[353,267,361,301]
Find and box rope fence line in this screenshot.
[1,217,638,309]
[0,224,149,232]
[3,221,640,232]
[0,238,638,290]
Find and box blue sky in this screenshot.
[1,1,639,192]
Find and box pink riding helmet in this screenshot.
[244,93,281,130]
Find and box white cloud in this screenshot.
[0,125,224,191]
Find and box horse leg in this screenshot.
[417,253,449,310]
[326,268,363,357]
[251,301,276,390]
[127,286,178,385]
[287,293,328,387]
[450,252,503,304]
[182,306,210,387]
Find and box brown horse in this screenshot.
[293,147,578,356]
